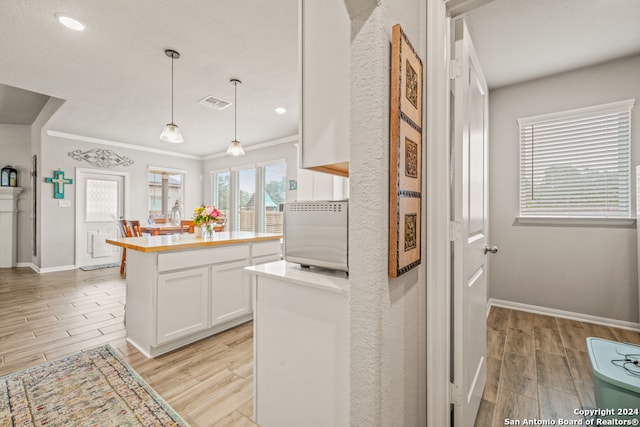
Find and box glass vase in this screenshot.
[202,223,214,239]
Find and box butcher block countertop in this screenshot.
[106,231,281,253]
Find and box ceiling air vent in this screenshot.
[198,95,232,110]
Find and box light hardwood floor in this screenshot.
[3,267,639,427]
[475,306,640,427]
[0,267,257,427]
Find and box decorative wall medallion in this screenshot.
[389,24,423,278]
[404,213,417,251]
[405,60,418,108]
[405,137,418,178]
[68,148,134,168]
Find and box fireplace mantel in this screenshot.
[0,187,23,268]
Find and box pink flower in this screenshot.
[203,206,214,216]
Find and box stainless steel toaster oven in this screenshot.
[283,200,348,272]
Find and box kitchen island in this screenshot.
[107,232,281,358]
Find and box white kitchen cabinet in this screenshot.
[296,167,349,201]
[110,233,282,358]
[211,260,251,327]
[247,261,349,427]
[157,267,209,345]
[299,0,350,177]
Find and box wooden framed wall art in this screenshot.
[389,24,423,278]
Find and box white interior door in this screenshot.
[76,169,125,267]
[451,19,491,427]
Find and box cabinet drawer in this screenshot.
[158,244,250,272]
[252,240,281,259]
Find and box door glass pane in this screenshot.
[86,179,118,222]
[263,162,286,233]
[238,168,256,232]
[213,171,230,222]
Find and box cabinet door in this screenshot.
[211,260,251,327]
[300,0,350,176]
[156,267,209,345]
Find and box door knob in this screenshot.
[484,245,498,254]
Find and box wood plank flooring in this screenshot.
[3,267,640,426]
[476,306,640,427]
[0,267,258,427]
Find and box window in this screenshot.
[518,100,634,218]
[213,171,230,222]
[148,167,184,220]
[237,167,256,232]
[212,160,287,232]
[262,161,287,233]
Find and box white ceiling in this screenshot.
[465,0,640,88]
[0,0,298,156]
[1,0,639,156]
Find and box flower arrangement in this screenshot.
[193,205,221,225]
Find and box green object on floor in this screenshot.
[587,337,640,421]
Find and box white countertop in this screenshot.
[245,260,349,295]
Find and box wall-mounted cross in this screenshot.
[45,170,73,199]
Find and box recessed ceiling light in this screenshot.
[56,14,86,31]
[275,107,287,115]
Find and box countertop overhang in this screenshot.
[106,231,281,253]
[245,260,349,295]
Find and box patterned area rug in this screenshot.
[0,345,189,426]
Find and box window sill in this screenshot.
[515,217,636,227]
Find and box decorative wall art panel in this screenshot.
[397,197,421,274]
[68,148,134,168]
[398,119,422,194]
[389,24,423,278]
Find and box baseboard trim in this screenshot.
[489,298,640,332]
[38,264,77,274]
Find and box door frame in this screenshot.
[74,167,130,268]
[426,1,492,425]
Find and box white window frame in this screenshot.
[210,159,287,232]
[517,99,635,226]
[147,165,186,220]
[259,159,287,233]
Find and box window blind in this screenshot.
[518,99,634,218]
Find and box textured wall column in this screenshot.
[349,7,390,425]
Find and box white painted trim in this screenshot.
[46,130,201,160]
[16,262,38,271]
[48,129,298,161]
[489,298,640,332]
[203,135,299,160]
[147,165,187,174]
[426,1,452,426]
[516,217,636,227]
[39,264,77,273]
[517,98,635,126]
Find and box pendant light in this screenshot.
[226,78,245,156]
[159,49,184,143]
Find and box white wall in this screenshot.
[348,0,426,425]
[489,54,640,323]
[0,124,31,263]
[39,133,203,269]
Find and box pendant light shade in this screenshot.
[226,78,245,156]
[160,49,184,143]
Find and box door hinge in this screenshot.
[449,221,462,242]
[449,59,462,79]
[449,382,463,406]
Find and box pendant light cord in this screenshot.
[171,55,174,124]
[234,81,238,140]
